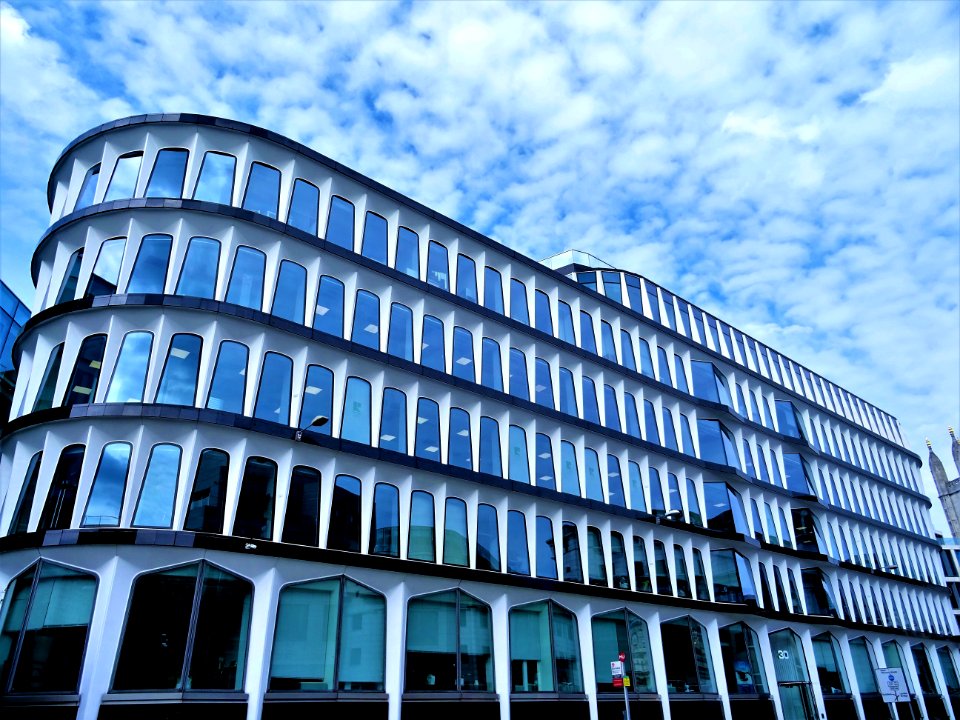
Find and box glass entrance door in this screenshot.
[778,680,816,720]
[770,629,815,720]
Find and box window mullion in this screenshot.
[5,561,43,693]
[455,592,461,692]
[332,576,345,691]
[179,561,206,691]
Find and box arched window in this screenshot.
[560,441,580,496]
[406,590,493,691]
[448,407,472,469]
[607,455,625,507]
[81,441,132,527]
[282,466,321,546]
[624,392,641,438]
[686,478,703,527]
[661,616,717,694]
[600,321,617,362]
[207,341,249,414]
[341,377,372,444]
[133,444,182,528]
[64,334,107,407]
[621,330,637,370]
[649,467,666,517]
[703,482,750,535]
[387,302,414,360]
[509,279,529,325]
[848,637,879,693]
[507,510,530,575]
[379,387,407,453]
[443,498,469,566]
[628,462,646,512]
[558,367,577,415]
[479,417,502,477]
[674,545,692,598]
[421,315,445,371]
[480,337,503,390]
[287,178,320,234]
[692,548,710,600]
[452,327,475,382]
[603,384,621,431]
[183,448,230,534]
[145,148,188,198]
[534,290,552,334]
[8,452,42,535]
[351,289,380,349]
[508,425,529,484]
[408,491,436,562]
[638,338,655,379]
[535,516,557,579]
[242,162,280,218]
[105,152,142,201]
[476,504,500,571]
[105,331,153,403]
[85,237,125,297]
[579,311,597,353]
[415,398,441,461]
[426,241,449,290]
[592,609,655,693]
[584,448,603,501]
[557,301,575,343]
[74,164,100,210]
[175,236,220,299]
[535,433,555,490]
[582,377,600,423]
[0,561,96,692]
[718,622,768,695]
[328,475,362,552]
[483,267,504,313]
[37,444,85,531]
[56,249,85,304]
[509,601,583,693]
[370,483,400,557]
[272,260,307,324]
[534,358,554,408]
[711,549,758,605]
[113,562,250,691]
[654,540,673,595]
[456,254,478,302]
[326,196,355,251]
[193,151,236,205]
[32,342,64,411]
[254,352,293,425]
[314,275,345,336]
[508,348,528,400]
[586,527,607,587]
[233,456,277,540]
[662,408,679,451]
[395,226,419,278]
[360,211,388,264]
[155,333,202,406]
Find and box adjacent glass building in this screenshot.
[0,281,30,429]
[1,114,958,720]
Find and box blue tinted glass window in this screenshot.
[582,377,600,423]
[560,441,580,496]
[33,343,64,411]
[674,356,689,393]
[624,393,641,438]
[133,443,181,528]
[675,299,691,336]
[660,291,677,331]
[254,352,293,425]
[300,364,333,436]
[509,425,529,484]
[483,267,504,313]
[105,153,142,201]
[378,387,407,452]
[579,311,597,353]
[341,377,372,444]
[85,238,125,297]
[287,179,320,234]
[509,279,529,325]
[242,162,281,218]
[535,433,555,490]
[452,327,475,381]
[360,211,388,264]
[668,473,683,517]
[415,398,441,461]
[603,384,621,431]
[480,338,503,391]
[536,516,557,579]
[126,234,171,294]
[145,149,188,198]
[456,254,478,302]
[74,164,100,210]
[602,272,622,303]
[314,276,345,336]
[587,527,607,586]
[625,275,642,309]
[534,291,552,334]
[697,420,740,468]
[206,341,248,414]
[620,331,636,370]
[421,315,445,371]
[234,456,277,540]
[351,289,380,350]
[563,522,584,583]
[638,338,654,378]
[643,400,660,444]
[584,448,603,501]
[783,454,816,495]
[65,336,109,407]
[408,491,435,562]
[426,241,449,290]
[477,504,500,571]
[225,246,265,309]
[272,260,307,323]
[155,334,201,405]
[395,227,420,277]
[387,303,414,360]
[448,407,472,469]
[600,322,617,362]
[557,301,575,343]
[82,442,131,526]
[507,510,530,575]
[106,331,153,403]
[370,483,400,557]
[734,385,748,417]
[184,449,229,533]
[326,196,355,251]
[644,284,661,324]
[175,237,220,299]
[534,359,553,408]
[558,368,577,415]
[680,414,695,456]
[509,348,529,400]
[657,347,673,386]
[8,453,42,534]
[443,498,469,566]
[328,475,361,552]
[479,417,502,476]
[577,271,597,292]
[193,152,235,205]
[649,468,665,516]
[628,462,646,512]
[607,455,625,507]
[662,408,678,451]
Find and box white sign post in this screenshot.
[612,652,631,720]
[876,667,910,719]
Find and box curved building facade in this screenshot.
[1,114,958,720]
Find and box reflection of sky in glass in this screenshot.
[133,444,182,528]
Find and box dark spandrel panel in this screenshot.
[510,700,590,720]
[145,148,188,198]
[402,702,496,720]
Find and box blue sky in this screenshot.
[1,1,958,529]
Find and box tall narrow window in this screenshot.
[686,478,703,526]
[81,442,131,527]
[509,425,529,484]
[479,417,502,477]
[55,248,85,304]
[426,241,449,290]
[448,407,473,469]
[674,355,689,393]
[536,516,558,579]
[360,211,388,264]
[85,237,125,296]
[621,330,637,370]
[582,377,600,423]
[443,497,469,566]
[509,348,529,400]
[183,449,229,533]
[37,445,85,531]
[638,338,655,378]
[534,290,553,334]
[233,456,277,540]
[8,452,42,535]
[600,321,617,362]
[395,226,420,277]
[510,278,529,325]
[481,338,502,390]
[105,331,153,402]
[584,448,603,501]
[654,540,673,594]
[206,341,249,414]
[456,254,478,302]
[224,246,267,310]
[452,327,475,381]
[0,562,97,693]
[282,466,321,545]
[33,343,64,411]
[607,454,626,507]
[628,462,646,512]
[509,601,583,693]
[242,162,281,218]
[477,504,500,571]
[674,545,692,598]
[314,275,345,336]
[341,377,372,444]
[409,491,436,562]
[351,289,381,349]
[562,522,583,582]
[587,527,608,587]
[287,178,320,234]
[624,392,641,438]
[193,151,236,205]
[74,164,100,210]
[603,384,621,431]
[145,148,188,198]
[328,474,361,552]
[272,260,307,323]
[175,236,220,299]
[387,303,414,360]
[557,301,575,343]
[558,367,577,415]
[113,562,251,691]
[415,397,441,461]
[105,152,142,201]
[560,441,580,496]
[483,266,504,312]
[421,315,445,371]
[680,414,695,456]
[378,387,407,452]
[370,483,400,557]
[133,443,182,528]
[579,311,597,353]
[535,433,555,490]
[326,196,355,251]
[507,510,530,575]
[534,358,554,408]
[813,633,849,695]
[254,352,293,425]
[120,238,167,297]
[64,334,107,406]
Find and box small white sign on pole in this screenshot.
[610,660,624,677]
[875,667,910,703]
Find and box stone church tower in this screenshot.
[928,428,960,538]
